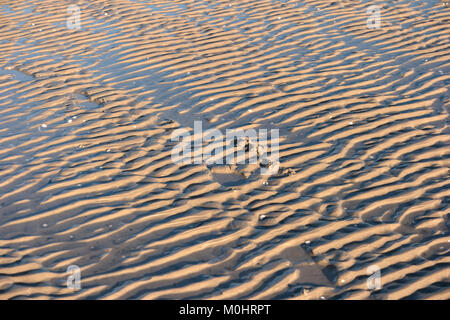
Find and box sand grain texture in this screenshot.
[0,0,449,299]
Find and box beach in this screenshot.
[0,0,449,299]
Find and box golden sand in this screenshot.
[0,0,449,299]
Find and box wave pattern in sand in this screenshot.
[0,0,449,299]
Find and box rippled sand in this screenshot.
[0,0,449,299]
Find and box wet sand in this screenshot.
[0,0,449,299]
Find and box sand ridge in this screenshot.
[0,0,449,299]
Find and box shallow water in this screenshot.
[0,0,449,299]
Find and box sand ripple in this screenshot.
[0,0,449,299]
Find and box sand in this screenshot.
[0,0,449,299]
